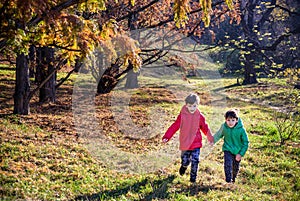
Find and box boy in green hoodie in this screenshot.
[213,109,249,183]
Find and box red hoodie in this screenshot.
[163,105,212,150]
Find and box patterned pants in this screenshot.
[224,151,241,183]
[181,148,200,182]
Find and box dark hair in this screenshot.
[225,109,239,119]
[185,93,200,104]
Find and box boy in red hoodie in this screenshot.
[162,93,214,183]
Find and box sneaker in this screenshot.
[223,182,236,190]
[179,166,187,176]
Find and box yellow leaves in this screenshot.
[39,33,48,47]
[200,0,212,27]
[100,19,118,40]
[78,0,107,12]
[263,32,272,37]
[130,51,143,72]
[173,0,190,27]
[173,0,233,27]
[200,0,233,27]
[225,0,233,10]
[282,68,300,82]
[277,64,283,68]
[131,0,135,6]
[120,51,142,72]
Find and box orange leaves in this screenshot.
[112,34,142,71]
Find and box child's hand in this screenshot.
[235,154,242,161]
[207,133,214,144]
[208,136,214,144]
[162,138,168,143]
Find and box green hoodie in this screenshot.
[214,118,249,156]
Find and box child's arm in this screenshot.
[213,124,224,144]
[199,115,214,143]
[162,114,181,143]
[206,129,214,144]
[238,128,249,157]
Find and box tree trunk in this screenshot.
[36,47,56,102]
[242,54,258,85]
[124,13,140,89]
[13,53,30,115]
[97,74,118,94]
[125,70,139,89]
[29,45,36,78]
[240,1,259,85]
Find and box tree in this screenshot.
[35,47,56,102]
[91,0,238,93]
[1,0,237,113]
[13,53,30,114]
[209,0,300,84]
[0,0,131,113]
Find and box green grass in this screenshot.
[57,72,78,85]
[1,95,299,200]
[224,78,300,109]
[1,65,300,200]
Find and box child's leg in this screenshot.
[224,151,234,183]
[180,150,192,175]
[232,158,241,183]
[190,148,200,182]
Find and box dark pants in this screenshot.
[181,148,200,181]
[224,151,241,183]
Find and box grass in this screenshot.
[224,77,300,110]
[1,64,300,200]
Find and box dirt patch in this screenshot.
[93,87,179,153]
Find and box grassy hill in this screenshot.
[0,63,299,200]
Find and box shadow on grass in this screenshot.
[174,183,228,197]
[74,175,229,201]
[213,82,241,92]
[74,175,176,201]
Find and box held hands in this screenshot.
[207,134,214,145]
[235,154,242,161]
[162,138,168,143]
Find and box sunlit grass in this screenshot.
[57,72,78,85]
[2,92,299,200]
[1,64,299,200]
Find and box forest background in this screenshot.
[0,0,299,200]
